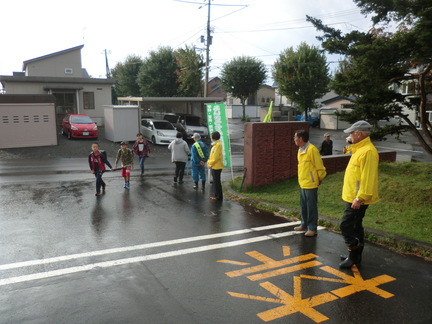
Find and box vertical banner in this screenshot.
[206,103,231,168]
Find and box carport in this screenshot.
[117,97,225,121]
[0,94,57,149]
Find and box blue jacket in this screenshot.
[191,140,209,165]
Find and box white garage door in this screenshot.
[0,103,57,149]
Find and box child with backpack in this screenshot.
[133,133,151,176]
[88,143,113,196]
[115,141,134,189]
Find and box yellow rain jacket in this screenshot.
[342,136,379,204]
[297,143,326,189]
[208,140,224,170]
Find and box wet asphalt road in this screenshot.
[0,170,431,324]
[0,119,431,323]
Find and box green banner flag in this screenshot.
[206,103,231,168]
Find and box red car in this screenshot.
[61,114,98,139]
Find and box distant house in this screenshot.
[207,77,226,99]
[0,45,115,125]
[320,95,356,110]
[225,84,275,106]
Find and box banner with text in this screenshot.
[206,103,231,168]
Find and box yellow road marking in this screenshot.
[229,277,339,323]
[301,265,396,298]
[247,260,322,281]
[217,260,251,266]
[225,252,318,278]
[221,246,397,322]
[283,246,291,257]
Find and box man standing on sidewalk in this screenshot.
[294,130,327,237]
[339,120,379,268]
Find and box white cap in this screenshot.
[344,120,372,133]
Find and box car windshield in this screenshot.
[184,116,201,126]
[153,121,175,130]
[71,116,94,124]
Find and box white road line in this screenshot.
[0,221,301,271]
[0,227,324,287]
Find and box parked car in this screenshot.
[61,114,98,139]
[140,119,177,145]
[163,113,208,139]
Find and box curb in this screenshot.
[225,184,432,260]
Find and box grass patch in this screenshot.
[230,162,432,247]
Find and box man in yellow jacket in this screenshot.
[294,130,327,237]
[339,120,379,268]
[207,131,224,201]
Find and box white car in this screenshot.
[140,119,177,145]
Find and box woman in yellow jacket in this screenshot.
[207,131,224,201]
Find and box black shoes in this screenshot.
[193,182,198,189]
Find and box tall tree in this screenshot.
[307,0,432,155]
[137,47,178,97]
[111,55,143,97]
[174,45,205,97]
[273,42,330,120]
[220,56,267,119]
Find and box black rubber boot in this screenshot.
[340,245,364,263]
[202,181,206,191]
[193,182,198,189]
[173,177,177,183]
[339,244,363,268]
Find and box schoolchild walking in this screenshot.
[115,141,134,189]
[191,133,209,190]
[88,143,113,196]
[168,132,190,184]
[133,133,151,176]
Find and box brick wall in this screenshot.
[243,122,309,187]
[243,122,397,188]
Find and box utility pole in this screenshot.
[204,0,211,97]
[104,49,111,78]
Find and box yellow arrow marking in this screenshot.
[228,277,338,323]
[300,265,396,299]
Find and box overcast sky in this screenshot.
[1,0,374,81]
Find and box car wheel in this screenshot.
[152,136,156,144]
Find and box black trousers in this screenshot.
[340,202,369,246]
[211,169,223,200]
[174,161,186,180]
[94,171,106,193]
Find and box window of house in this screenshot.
[83,92,95,109]
[342,104,355,109]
